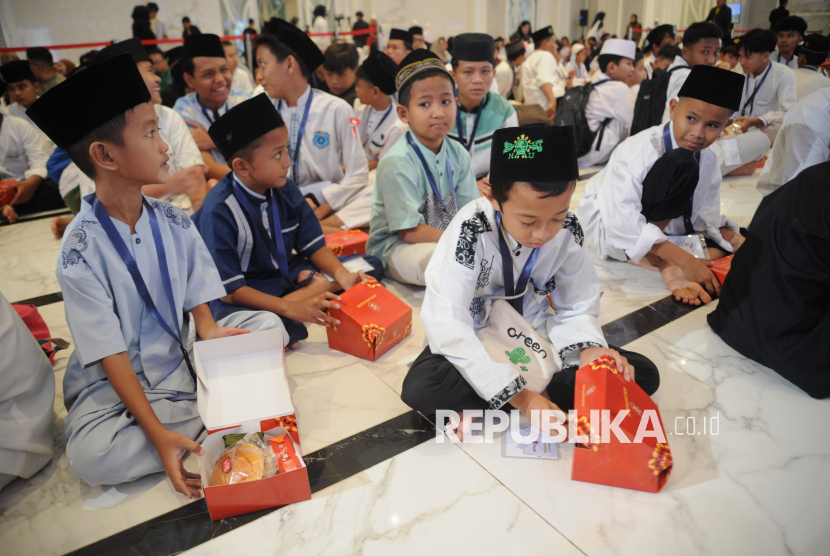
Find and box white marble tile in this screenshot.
[183,440,584,556]
[361,308,426,397]
[289,361,412,455]
[456,303,830,556]
[0,218,59,258]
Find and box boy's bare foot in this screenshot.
[51,216,74,239]
[284,341,299,352]
[726,159,762,177]
[660,263,712,305]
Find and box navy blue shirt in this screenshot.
[193,173,326,319]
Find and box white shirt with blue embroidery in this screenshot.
[271,86,370,213]
[57,195,227,416]
[173,89,252,164]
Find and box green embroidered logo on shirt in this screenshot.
[505,347,531,365]
[503,134,543,159]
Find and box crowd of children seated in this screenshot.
[1,12,829,501]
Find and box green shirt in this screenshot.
[448,92,518,179]
[38,73,65,95]
[157,68,173,92]
[367,132,479,266]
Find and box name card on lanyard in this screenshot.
[92,196,194,374]
[196,96,227,124]
[278,90,314,183]
[741,63,772,117]
[405,132,456,215]
[232,180,290,274]
[496,212,539,316]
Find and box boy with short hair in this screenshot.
[174,34,252,179]
[26,47,65,94]
[643,24,675,78]
[448,33,518,188]
[773,15,808,69]
[577,38,637,167]
[660,22,722,123]
[323,42,360,106]
[409,26,426,51]
[724,28,797,175]
[27,54,284,494]
[222,41,255,94]
[256,18,370,232]
[580,65,746,305]
[402,125,659,422]
[0,60,52,149]
[194,93,374,347]
[147,46,173,91]
[385,29,414,66]
[716,43,741,72]
[366,50,478,286]
[793,34,830,100]
[520,26,564,122]
[353,51,407,169]
[654,44,681,72]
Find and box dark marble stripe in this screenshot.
[0,208,71,226]
[12,292,64,307]
[66,410,434,556]
[601,296,701,347]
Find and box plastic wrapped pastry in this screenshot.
[210,432,278,486]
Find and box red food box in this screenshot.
[325,229,369,256]
[193,329,311,521]
[326,277,412,361]
[571,355,673,493]
[711,255,733,286]
[0,180,18,207]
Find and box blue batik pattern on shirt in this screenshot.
[151,201,192,229]
[60,220,95,269]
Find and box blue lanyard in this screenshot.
[495,212,538,316]
[662,123,699,235]
[195,95,227,124]
[362,104,393,149]
[454,92,486,151]
[803,66,818,72]
[91,195,194,374]
[232,179,290,274]
[405,132,456,215]
[741,63,772,117]
[278,89,314,183]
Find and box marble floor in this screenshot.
[2,168,825,556]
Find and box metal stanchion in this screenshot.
[245,32,253,73]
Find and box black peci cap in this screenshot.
[361,51,398,95]
[261,18,325,72]
[26,54,151,151]
[208,93,285,162]
[183,34,226,59]
[530,26,554,44]
[390,28,414,44]
[677,65,745,112]
[90,38,150,66]
[0,60,38,84]
[490,125,578,184]
[452,33,496,63]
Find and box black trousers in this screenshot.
[402,346,660,414]
[13,178,66,217]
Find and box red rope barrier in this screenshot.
[0,27,375,54]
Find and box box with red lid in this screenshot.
[193,329,310,521]
[326,278,412,361]
[325,229,369,256]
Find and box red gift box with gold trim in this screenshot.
[326,277,412,361]
[571,355,672,493]
[0,180,18,207]
[711,254,733,286]
[325,229,369,256]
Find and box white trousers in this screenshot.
[386,241,437,286]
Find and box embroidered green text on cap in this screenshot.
[503,134,543,159]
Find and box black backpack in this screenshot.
[554,79,612,157]
[631,66,689,136]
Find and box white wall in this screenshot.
[2,0,222,65]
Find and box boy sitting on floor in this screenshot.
[27,54,286,494]
[366,50,479,286]
[0,60,53,150]
[402,125,659,427]
[194,93,380,348]
[579,65,746,306]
